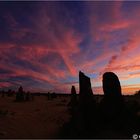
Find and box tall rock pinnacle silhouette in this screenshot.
[79,71,93,100]
[100,72,124,124]
[16,86,24,101]
[78,71,96,135]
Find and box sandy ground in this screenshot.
[0,94,140,139]
[0,95,70,138]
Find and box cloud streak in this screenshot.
[0,2,140,94]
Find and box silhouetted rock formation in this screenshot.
[47,92,51,100]
[16,86,25,101]
[77,71,96,137]
[61,71,97,138]
[71,85,76,94]
[99,72,124,127]
[61,71,140,139]
[68,86,78,115]
[103,72,122,97]
[79,71,93,100]
[134,90,140,96]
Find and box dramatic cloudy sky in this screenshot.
[0,1,140,94]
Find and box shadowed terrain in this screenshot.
[0,72,140,139]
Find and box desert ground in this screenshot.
[0,94,140,139]
[0,94,70,139]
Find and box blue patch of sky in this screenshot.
[7,75,53,89]
[78,40,104,65]
[129,70,140,75]
[4,75,54,92]
[121,77,140,86]
[0,69,12,74]
[58,1,90,34]
[8,76,33,82]
[83,40,107,61]
[60,75,79,84]
[10,56,42,72]
[87,73,98,79]
[122,1,140,14]
[79,34,91,51]
[0,19,12,43]
[110,29,130,43]
[40,52,68,71]
[23,79,54,91]
[0,1,37,27]
[107,32,129,52]
[0,3,32,43]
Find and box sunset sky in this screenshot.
[0,1,140,94]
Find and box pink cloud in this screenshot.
[0,82,13,88]
[100,20,132,32]
[27,6,84,77]
[2,2,140,94]
[0,18,83,89]
[103,36,140,73]
[87,1,124,42]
